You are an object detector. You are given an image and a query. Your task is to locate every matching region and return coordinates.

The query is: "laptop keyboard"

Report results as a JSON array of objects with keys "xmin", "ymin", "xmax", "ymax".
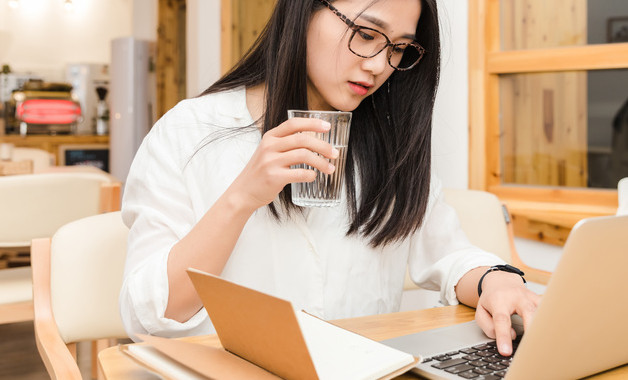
[{"xmin": 421, "ymin": 337, "xmax": 521, "ymax": 379}]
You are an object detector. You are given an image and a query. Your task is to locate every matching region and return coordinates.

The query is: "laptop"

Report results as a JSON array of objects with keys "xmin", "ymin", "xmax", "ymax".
[{"xmin": 382, "ymin": 214, "xmax": 628, "ymax": 380}]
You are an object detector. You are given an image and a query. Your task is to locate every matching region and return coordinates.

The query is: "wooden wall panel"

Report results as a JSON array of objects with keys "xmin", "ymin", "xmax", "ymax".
[
  {"xmin": 157, "ymin": 0, "xmax": 187, "ymax": 119},
  {"xmin": 221, "ymin": 0, "xmax": 276, "ymax": 74},
  {"xmin": 500, "ymin": 0, "xmax": 587, "ymax": 187}
]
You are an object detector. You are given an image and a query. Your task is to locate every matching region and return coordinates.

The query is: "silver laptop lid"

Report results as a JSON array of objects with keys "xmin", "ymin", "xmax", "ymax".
[{"xmin": 507, "ymin": 215, "xmax": 628, "ymax": 379}]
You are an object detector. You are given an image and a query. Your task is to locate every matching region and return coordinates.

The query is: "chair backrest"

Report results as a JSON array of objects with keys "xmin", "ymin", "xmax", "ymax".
[
  {"xmin": 50, "ymin": 211, "xmax": 129, "ymax": 342},
  {"xmin": 442, "ymin": 188, "xmax": 512, "ymax": 263},
  {"xmin": 32, "ymin": 212, "xmax": 129, "ymax": 379},
  {"xmin": 0, "ymin": 172, "xmax": 117, "ymax": 247},
  {"xmin": 403, "ymin": 188, "xmax": 551, "ymax": 290},
  {"xmin": 403, "ymin": 188, "xmax": 514, "ymax": 291},
  {"xmin": 618, "ymin": 177, "xmax": 628, "ymax": 216},
  {"xmin": 12, "ymin": 147, "xmax": 55, "ymax": 172},
  {"xmin": 441, "ymin": 189, "xmax": 551, "ymax": 284}
]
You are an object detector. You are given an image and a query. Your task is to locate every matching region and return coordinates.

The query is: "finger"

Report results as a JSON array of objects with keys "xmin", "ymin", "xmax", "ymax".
[
  {"xmin": 277, "ymin": 133, "xmax": 339, "ymax": 159},
  {"xmin": 267, "ymin": 118, "xmax": 331, "ymax": 138},
  {"xmin": 492, "ymin": 312, "xmax": 514, "ymax": 356},
  {"xmin": 281, "ymin": 149, "xmax": 336, "ymax": 175},
  {"xmin": 517, "ymin": 297, "xmax": 540, "ymax": 333},
  {"xmin": 474, "ymin": 305, "xmax": 496, "ymax": 339},
  {"xmin": 284, "ymin": 167, "xmax": 317, "ymax": 184}
]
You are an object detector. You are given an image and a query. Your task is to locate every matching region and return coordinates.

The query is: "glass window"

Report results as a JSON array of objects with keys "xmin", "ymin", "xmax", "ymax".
[
  {"xmin": 499, "ymin": 69, "xmax": 628, "ymax": 189},
  {"xmin": 500, "ymin": 0, "xmax": 628, "ymax": 51}
]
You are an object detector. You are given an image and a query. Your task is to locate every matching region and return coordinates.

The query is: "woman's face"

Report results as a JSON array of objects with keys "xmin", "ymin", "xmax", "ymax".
[{"xmin": 306, "ymin": 0, "xmax": 422, "ymax": 111}]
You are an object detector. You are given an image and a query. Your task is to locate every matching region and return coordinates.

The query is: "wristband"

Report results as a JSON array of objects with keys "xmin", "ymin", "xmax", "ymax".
[{"xmin": 477, "ymin": 264, "xmax": 526, "ymax": 297}]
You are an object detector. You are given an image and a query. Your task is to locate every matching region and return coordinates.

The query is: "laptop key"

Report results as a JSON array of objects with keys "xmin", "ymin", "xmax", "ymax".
[
  {"xmin": 459, "ymin": 370, "xmax": 480, "ymax": 378},
  {"xmin": 487, "ymin": 363, "xmax": 506, "ymax": 371},
  {"xmin": 483, "ymin": 356, "xmax": 500, "ymax": 363},
  {"xmin": 460, "ymin": 348, "xmax": 478, "ymax": 354},
  {"xmin": 463, "ymin": 354, "xmax": 482, "ymax": 361},
  {"xmin": 446, "ymin": 351, "xmax": 461, "ymax": 356},
  {"xmin": 494, "ymin": 370, "xmax": 507, "ymax": 378},
  {"xmin": 472, "ymin": 344, "xmax": 492, "ymax": 350},
  {"xmin": 433, "ymin": 354, "xmax": 451, "ymax": 361},
  {"xmin": 469, "ymin": 360, "xmax": 488, "ymax": 367},
  {"xmin": 473, "ymin": 367, "xmax": 493, "ymax": 375},
  {"xmin": 474, "ymin": 375, "xmax": 501, "ymax": 380},
  {"xmin": 431, "ymin": 358, "xmax": 468, "ymax": 369},
  {"xmin": 444, "ymin": 364, "xmax": 475, "ymax": 374},
  {"xmin": 477, "ymin": 351, "xmax": 493, "ymax": 357}
]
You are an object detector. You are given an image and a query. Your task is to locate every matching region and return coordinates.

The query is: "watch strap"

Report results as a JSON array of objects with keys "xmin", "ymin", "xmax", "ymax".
[{"xmin": 477, "ymin": 264, "xmax": 526, "ymax": 298}]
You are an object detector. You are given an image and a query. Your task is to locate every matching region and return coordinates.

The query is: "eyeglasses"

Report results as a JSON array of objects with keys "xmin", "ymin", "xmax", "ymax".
[{"xmin": 316, "ymin": 0, "xmax": 426, "ymax": 71}]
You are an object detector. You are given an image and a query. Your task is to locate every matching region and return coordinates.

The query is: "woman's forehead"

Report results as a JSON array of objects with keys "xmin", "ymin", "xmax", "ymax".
[{"xmin": 333, "ymin": 0, "xmax": 422, "ymax": 35}]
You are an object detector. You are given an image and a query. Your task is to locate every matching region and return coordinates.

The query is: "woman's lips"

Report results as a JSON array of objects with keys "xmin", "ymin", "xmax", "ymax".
[{"xmin": 348, "ymin": 81, "xmax": 371, "ymax": 96}]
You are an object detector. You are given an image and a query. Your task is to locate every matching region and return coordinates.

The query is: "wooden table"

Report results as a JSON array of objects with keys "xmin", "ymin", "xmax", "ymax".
[
  {"xmin": 98, "ymin": 305, "xmax": 628, "ymax": 379},
  {"xmin": 0, "ymin": 134, "xmax": 109, "ymax": 166}
]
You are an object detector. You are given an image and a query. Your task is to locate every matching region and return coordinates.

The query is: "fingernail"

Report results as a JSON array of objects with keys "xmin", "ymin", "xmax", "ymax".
[
  {"xmin": 500, "ymin": 344, "xmax": 512, "ymax": 356},
  {"xmin": 328, "ymin": 163, "xmax": 336, "ymax": 173},
  {"xmin": 321, "ymin": 121, "xmax": 331, "ymax": 129},
  {"xmin": 331, "ymin": 148, "xmax": 339, "ymax": 158}
]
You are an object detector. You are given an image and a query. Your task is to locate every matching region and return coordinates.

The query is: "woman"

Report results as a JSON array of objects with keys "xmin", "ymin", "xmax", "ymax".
[{"xmin": 120, "ymin": 0, "xmax": 539, "ymax": 357}]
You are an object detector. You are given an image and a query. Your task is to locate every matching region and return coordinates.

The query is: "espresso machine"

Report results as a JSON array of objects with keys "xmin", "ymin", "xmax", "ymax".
[{"xmin": 6, "ymin": 80, "xmax": 82, "ymax": 136}]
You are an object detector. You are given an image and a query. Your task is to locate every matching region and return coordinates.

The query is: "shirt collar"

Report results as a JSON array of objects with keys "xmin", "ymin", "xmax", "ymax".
[{"xmin": 216, "ymin": 86, "xmax": 251, "ymax": 121}]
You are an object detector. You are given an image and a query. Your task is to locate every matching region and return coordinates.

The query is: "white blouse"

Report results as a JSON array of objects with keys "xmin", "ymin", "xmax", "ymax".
[{"xmin": 119, "ymin": 87, "xmax": 504, "ymax": 339}]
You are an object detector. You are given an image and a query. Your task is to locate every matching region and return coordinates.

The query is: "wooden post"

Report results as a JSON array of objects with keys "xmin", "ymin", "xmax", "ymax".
[{"xmin": 157, "ymin": 0, "xmax": 187, "ymax": 119}]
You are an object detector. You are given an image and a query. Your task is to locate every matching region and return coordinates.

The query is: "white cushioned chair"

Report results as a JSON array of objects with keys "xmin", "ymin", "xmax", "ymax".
[
  {"xmin": 0, "ymin": 172, "xmax": 120, "ymax": 325},
  {"xmin": 403, "ymin": 188, "xmax": 551, "ymax": 291},
  {"xmin": 618, "ymin": 177, "xmax": 628, "ymax": 216},
  {"xmin": 12, "ymin": 147, "xmax": 55, "ymax": 172},
  {"xmin": 32, "ymin": 211, "xmax": 129, "ymax": 380}
]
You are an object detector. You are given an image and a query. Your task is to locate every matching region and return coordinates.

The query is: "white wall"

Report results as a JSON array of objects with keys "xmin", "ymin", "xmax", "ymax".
[
  {"xmin": 433, "ymin": 0, "xmax": 469, "ymax": 189},
  {"xmin": 186, "ymin": 0, "xmax": 221, "ymax": 98},
  {"xmin": 0, "ymin": 0, "xmax": 137, "ymax": 81}
]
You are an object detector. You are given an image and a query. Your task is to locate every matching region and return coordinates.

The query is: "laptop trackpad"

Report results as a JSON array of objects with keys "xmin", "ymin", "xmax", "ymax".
[{"xmin": 380, "ymin": 321, "xmax": 492, "ymax": 358}]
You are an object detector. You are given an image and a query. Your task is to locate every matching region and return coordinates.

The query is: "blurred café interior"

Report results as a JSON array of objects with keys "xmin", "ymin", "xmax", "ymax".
[{"xmin": 0, "ymin": 0, "xmax": 627, "ymax": 379}]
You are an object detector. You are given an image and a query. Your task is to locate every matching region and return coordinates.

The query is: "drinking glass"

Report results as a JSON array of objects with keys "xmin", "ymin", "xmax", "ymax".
[{"xmin": 288, "ymin": 110, "xmax": 352, "ymax": 207}]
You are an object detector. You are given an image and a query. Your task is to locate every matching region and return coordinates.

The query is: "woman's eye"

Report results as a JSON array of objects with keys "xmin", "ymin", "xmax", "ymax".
[
  {"xmin": 357, "ymin": 30, "xmax": 375, "ymax": 41},
  {"xmin": 392, "ymin": 45, "xmax": 406, "ymax": 54}
]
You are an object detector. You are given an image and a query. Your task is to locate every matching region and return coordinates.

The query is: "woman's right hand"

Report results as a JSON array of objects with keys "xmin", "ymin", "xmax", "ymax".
[{"xmin": 226, "ymin": 117, "xmax": 340, "ymax": 212}]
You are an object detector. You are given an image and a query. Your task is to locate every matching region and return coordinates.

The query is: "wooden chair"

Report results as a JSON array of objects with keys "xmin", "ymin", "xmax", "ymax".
[
  {"xmin": 404, "ymin": 188, "xmax": 551, "ymax": 291},
  {"xmin": 618, "ymin": 177, "xmax": 628, "ymax": 216},
  {"xmin": 32, "ymin": 211, "xmax": 129, "ymax": 380},
  {"xmin": 0, "ymin": 172, "xmax": 121, "ymax": 325}
]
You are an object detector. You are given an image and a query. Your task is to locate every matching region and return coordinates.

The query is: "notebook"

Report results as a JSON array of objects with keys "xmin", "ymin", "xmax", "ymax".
[
  {"xmin": 122, "ymin": 268, "xmax": 419, "ymax": 380},
  {"xmin": 381, "ymin": 214, "xmax": 628, "ymax": 380}
]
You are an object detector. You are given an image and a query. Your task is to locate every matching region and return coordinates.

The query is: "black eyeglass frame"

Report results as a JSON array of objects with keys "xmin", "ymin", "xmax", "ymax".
[{"xmin": 316, "ymin": 0, "xmax": 426, "ymax": 71}]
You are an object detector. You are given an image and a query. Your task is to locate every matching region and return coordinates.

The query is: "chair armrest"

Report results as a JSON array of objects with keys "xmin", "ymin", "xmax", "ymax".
[
  {"xmin": 502, "ymin": 207, "xmax": 553, "ymax": 285},
  {"xmin": 31, "ymin": 238, "xmax": 82, "ymax": 380},
  {"xmin": 99, "ymin": 182, "xmax": 122, "ymax": 213}
]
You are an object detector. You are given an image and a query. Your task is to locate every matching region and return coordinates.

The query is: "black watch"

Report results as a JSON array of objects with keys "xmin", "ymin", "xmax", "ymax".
[{"xmin": 477, "ymin": 264, "xmax": 526, "ymax": 297}]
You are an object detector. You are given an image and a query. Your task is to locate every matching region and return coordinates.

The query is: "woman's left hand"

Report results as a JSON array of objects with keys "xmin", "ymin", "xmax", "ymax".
[{"xmin": 474, "ymin": 271, "xmax": 541, "ymax": 357}]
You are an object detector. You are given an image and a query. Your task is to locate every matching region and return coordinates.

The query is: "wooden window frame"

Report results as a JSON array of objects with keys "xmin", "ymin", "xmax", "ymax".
[{"xmin": 468, "ymin": 0, "xmax": 626, "ymax": 244}]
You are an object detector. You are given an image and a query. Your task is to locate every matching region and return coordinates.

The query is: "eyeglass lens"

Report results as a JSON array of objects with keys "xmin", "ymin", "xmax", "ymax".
[{"xmin": 350, "ymin": 28, "xmax": 423, "ymax": 70}]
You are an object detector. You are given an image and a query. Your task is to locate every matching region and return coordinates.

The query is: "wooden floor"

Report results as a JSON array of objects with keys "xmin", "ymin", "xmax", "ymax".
[{"xmin": 0, "ymin": 321, "xmax": 92, "ymax": 379}]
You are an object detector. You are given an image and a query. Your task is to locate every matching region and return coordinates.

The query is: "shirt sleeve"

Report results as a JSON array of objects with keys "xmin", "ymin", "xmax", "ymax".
[
  {"xmin": 118, "ymin": 109, "xmax": 211, "ymax": 340},
  {"xmin": 407, "ymin": 176, "xmax": 506, "ymax": 306}
]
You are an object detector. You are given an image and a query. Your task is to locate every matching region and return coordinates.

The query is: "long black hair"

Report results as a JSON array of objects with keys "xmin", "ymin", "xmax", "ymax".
[{"xmin": 201, "ymin": 0, "xmax": 440, "ymax": 247}]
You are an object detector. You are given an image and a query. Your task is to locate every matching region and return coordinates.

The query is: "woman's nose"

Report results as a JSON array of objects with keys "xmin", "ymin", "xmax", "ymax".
[{"xmin": 360, "ymin": 49, "xmax": 389, "ymax": 75}]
